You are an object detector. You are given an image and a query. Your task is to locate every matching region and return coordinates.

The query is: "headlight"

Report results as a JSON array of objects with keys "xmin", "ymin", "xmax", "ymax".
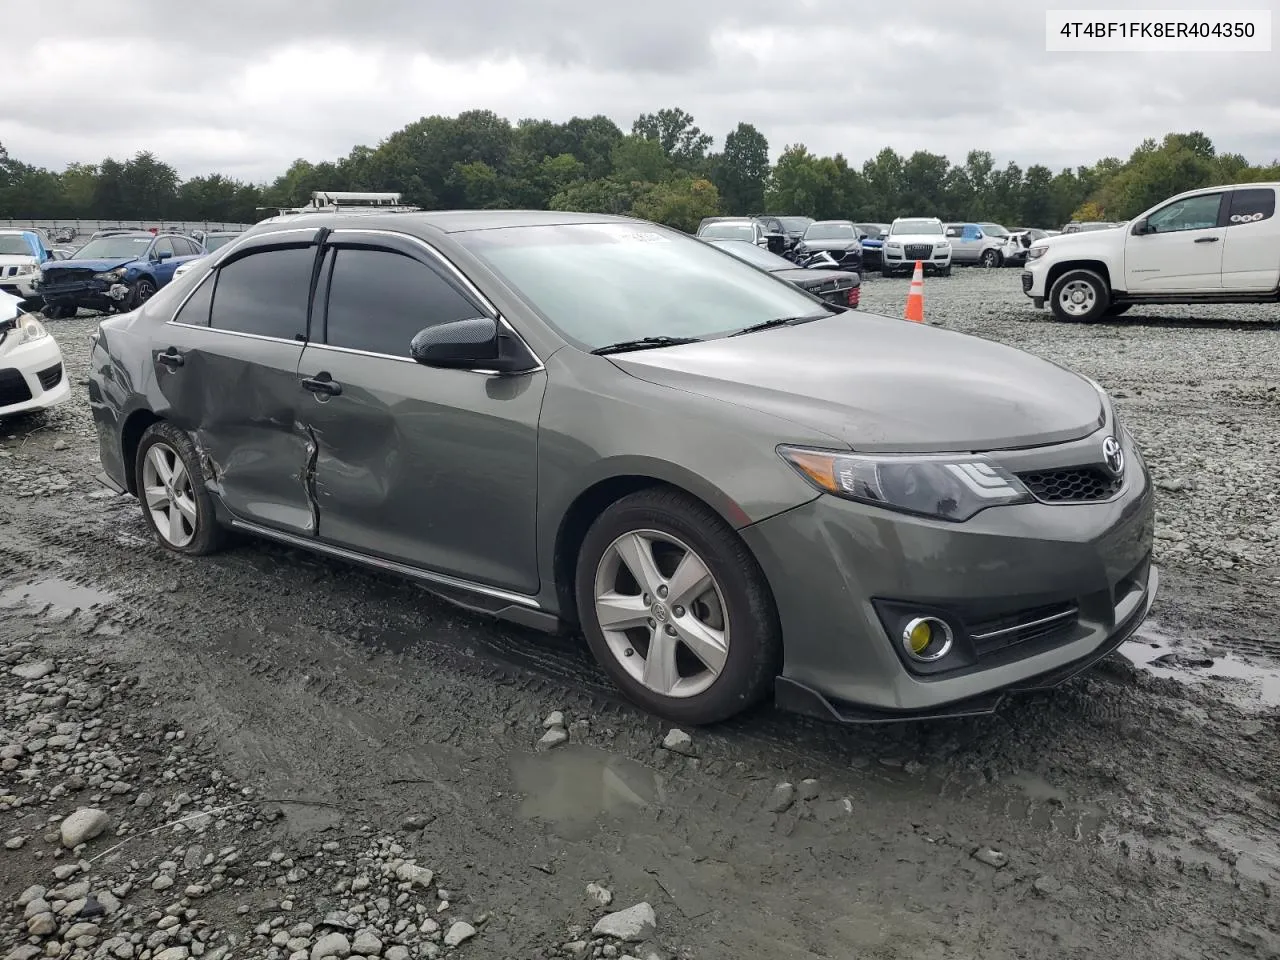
[
  {"xmin": 885, "ymin": 242, "xmax": 902, "ymax": 250},
  {"xmin": 92, "ymin": 267, "xmax": 128, "ymax": 281},
  {"xmin": 15, "ymin": 316, "xmax": 50, "ymax": 345},
  {"xmin": 778, "ymin": 446, "xmax": 1032, "ymax": 522},
  {"xmin": 936, "ymin": 241, "xmax": 951, "ymax": 249},
  {"xmin": 1026, "ymin": 246, "xmax": 1047, "ymax": 261}
]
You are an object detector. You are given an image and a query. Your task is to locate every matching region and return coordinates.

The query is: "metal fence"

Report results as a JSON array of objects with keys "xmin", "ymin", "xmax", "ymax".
[{"xmin": 2, "ymin": 219, "xmax": 253, "ymax": 238}]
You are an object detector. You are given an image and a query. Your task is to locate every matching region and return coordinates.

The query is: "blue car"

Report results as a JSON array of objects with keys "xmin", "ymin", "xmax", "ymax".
[
  {"xmin": 37, "ymin": 231, "xmax": 205, "ymax": 318},
  {"xmin": 855, "ymin": 223, "xmax": 889, "ymax": 269}
]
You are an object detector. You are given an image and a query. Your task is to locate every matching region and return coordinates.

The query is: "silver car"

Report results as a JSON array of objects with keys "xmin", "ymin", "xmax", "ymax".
[{"xmin": 944, "ymin": 223, "xmax": 1008, "ymax": 267}]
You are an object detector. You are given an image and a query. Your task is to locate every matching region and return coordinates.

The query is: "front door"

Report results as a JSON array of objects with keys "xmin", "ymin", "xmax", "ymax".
[
  {"xmin": 1124, "ymin": 191, "xmax": 1226, "ymax": 293},
  {"xmin": 153, "ymin": 230, "xmax": 321, "ymax": 535},
  {"xmin": 297, "ymin": 230, "xmax": 546, "ymax": 595},
  {"xmin": 950, "ymin": 224, "xmax": 982, "ymax": 263}
]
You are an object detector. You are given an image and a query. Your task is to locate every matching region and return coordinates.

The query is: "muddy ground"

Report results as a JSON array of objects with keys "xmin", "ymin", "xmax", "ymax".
[{"xmin": 1, "ymin": 268, "xmax": 1278, "ymax": 960}]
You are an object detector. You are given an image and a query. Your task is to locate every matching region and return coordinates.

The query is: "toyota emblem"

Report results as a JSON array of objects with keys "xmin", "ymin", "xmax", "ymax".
[{"xmin": 1102, "ymin": 436, "xmax": 1124, "ymax": 477}]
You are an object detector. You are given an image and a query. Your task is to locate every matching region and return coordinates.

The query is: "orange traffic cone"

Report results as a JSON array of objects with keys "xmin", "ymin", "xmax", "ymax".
[{"xmin": 903, "ymin": 260, "xmax": 925, "ymax": 323}]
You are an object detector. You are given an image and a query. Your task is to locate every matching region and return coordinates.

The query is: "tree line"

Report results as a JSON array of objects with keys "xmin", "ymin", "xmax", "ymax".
[{"xmin": 1, "ymin": 107, "xmax": 1276, "ymax": 232}]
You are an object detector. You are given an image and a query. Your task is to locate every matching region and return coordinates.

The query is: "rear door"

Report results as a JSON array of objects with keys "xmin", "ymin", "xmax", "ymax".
[
  {"xmin": 1220, "ymin": 187, "xmax": 1280, "ymax": 291},
  {"xmin": 297, "ymin": 229, "xmax": 546, "ymax": 594},
  {"xmin": 153, "ymin": 228, "xmax": 323, "ymax": 535},
  {"xmin": 1123, "ymin": 191, "xmax": 1226, "ymax": 292}
]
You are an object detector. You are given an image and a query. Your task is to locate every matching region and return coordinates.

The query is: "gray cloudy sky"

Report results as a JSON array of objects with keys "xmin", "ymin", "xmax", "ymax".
[{"xmin": 4, "ymin": 0, "xmax": 1277, "ymax": 182}]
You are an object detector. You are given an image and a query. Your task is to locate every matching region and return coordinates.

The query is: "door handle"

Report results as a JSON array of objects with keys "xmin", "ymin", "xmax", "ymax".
[
  {"xmin": 157, "ymin": 350, "xmax": 184, "ymax": 368},
  {"xmin": 301, "ymin": 373, "xmax": 342, "ymax": 397},
  {"xmin": 1194, "ymin": 236, "xmax": 1220, "ymax": 243}
]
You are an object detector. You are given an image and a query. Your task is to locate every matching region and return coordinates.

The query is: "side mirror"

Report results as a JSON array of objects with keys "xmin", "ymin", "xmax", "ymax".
[
  {"xmin": 1131, "ymin": 218, "xmax": 1149, "ymax": 236},
  {"xmin": 156, "ymin": 250, "xmax": 173, "ymax": 261},
  {"xmin": 410, "ymin": 317, "xmax": 536, "ymax": 374}
]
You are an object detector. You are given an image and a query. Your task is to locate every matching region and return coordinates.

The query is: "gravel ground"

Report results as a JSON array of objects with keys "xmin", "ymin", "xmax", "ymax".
[{"xmin": 0, "ymin": 267, "xmax": 1278, "ymax": 960}]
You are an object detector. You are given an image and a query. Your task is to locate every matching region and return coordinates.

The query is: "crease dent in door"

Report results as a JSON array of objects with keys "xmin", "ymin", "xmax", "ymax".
[{"xmin": 299, "ymin": 420, "xmax": 320, "ymax": 535}]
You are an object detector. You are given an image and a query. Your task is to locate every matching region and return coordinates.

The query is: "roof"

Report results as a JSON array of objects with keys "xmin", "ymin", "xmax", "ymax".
[{"xmin": 250, "ymin": 209, "xmax": 647, "ymax": 236}]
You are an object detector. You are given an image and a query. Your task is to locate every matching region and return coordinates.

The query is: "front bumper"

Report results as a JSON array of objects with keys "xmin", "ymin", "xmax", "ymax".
[
  {"xmin": 1021, "ymin": 258, "xmax": 1049, "ymax": 300},
  {"xmin": 0, "ymin": 333, "xmax": 70, "ymax": 416},
  {"xmin": 742, "ymin": 433, "xmax": 1156, "ymax": 721},
  {"xmin": 38, "ymin": 277, "xmax": 131, "ymax": 309},
  {"xmin": 0, "ymin": 272, "xmax": 41, "ymax": 299},
  {"xmin": 882, "ymin": 248, "xmax": 951, "ymax": 269}
]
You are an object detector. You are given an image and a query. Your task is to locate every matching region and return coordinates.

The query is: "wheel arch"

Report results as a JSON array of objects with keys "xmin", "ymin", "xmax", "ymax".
[
  {"xmin": 551, "ymin": 470, "xmax": 757, "ymax": 628},
  {"xmin": 1046, "ymin": 259, "xmax": 1113, "ymax": 295},
  {"xmin": 119, "ymin": 408, "xmax": 163, "ymax": 494}
]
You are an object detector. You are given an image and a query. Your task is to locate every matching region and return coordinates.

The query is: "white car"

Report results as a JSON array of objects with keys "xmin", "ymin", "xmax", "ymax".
[
  {"xmin": 881, "ymin": 217, "xmax": 953, "ymax": 276},
  {"xmin": 0, "ymin": 290, "xmax": 70, "ymax": 418},
  {"xmin": 1023, "ymin": 182, "xmax": 1280, "ymax": 322},
  {"xmin": 0, "ymin": 230, "xmax": 52, "ymax": 303}
]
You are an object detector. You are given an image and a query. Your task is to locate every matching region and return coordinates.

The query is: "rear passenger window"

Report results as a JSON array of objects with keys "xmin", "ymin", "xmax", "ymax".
[
  {"xmin": 1227, "ymin": 188, "xmax": 1276, "ymax": 225},
  {"xmin": 173, "ymin": 276, "xmax": 213, "ymax": 327},
  {"xmin": 323, "ymin": 247, "xmax": 483, "ymax": 357},
  {"xmin": 210, "ymin": 245, "xmax": 315, "ymax": 340}
]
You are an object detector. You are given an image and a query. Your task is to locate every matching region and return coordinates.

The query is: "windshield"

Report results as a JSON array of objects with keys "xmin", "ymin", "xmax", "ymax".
[
  {"xmin": 778, "ymin": 217, "xmax": 813, "ymax": 232},
  {"xmin": 71, "ymin": 236, "xmax": 152, "ymax": 260},
  {"xmin": 891, "ymin": 220, "xmax": 943, "ymax": 236},
  {"xmin": 456, "ymin": 223, "xmax": 830, "ymax": 351},
  {"xmin": 979, "ymin": 223, "xmax": 1010, "ymax": 238},
  {"xmin": 203, "ymin": 234, "xmax": 239, "ymax": 251},
  {"xmin": 0, "ymin": 236, "xmax": 33, "ymax": 256},
  {"xmin": 698, "ymin": 222, "xmax": 756, "ymax": 241},
  {"xmin": 706, "ymin": 239, "xmax": 792, "ymax": 270},
  {"xmin": 804, "ymin": 223, "xmax": 856, "ymax": 240}
]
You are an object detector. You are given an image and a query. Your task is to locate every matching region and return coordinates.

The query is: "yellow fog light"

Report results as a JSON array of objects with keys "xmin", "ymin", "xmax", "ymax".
[{"xmin": 901, "ymin": 617, "xmax": 954, "ymax": 662}]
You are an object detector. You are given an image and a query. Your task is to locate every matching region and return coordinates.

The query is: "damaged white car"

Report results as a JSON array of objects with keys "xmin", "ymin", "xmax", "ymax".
[{"xmin": 0, "ymin": 290, "xmax": 70, "ymax": 418}]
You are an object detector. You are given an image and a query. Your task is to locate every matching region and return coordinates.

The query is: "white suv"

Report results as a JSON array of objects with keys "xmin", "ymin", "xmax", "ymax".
[
  {"xmin": 1023, "ymin": 183, "xmax": 1280, "ymax": 322},
  {"xmin": 881, "ymin": 217, "xmax": 952, "ymax": 276}
]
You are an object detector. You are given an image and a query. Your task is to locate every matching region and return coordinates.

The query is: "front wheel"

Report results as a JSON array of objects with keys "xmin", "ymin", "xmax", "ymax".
[
  {"xmin": 1048, "ymin": 268, "xmax": 1110, "ymax": 323},
  {"xmin": 129, "ymin": 277, "xmax": 157, "ymax": 310},
  {"xmin": 938, "ymin": 266, "xmax": 952, "ymax": 277},
  {"xmin": 134, "ymin": 421, "xmax": 225, "ymax": 556},
  {"xmin": 575, "ymin": 488, "xmax": 782, "ymax": 725}
]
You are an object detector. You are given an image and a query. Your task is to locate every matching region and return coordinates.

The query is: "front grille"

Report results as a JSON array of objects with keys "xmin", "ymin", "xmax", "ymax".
[
  {"xmin": 1018, "ymin": 467, "xmax": 1122, "ymax": 503},
  {"xmin": 904, "ymin": 243, "xmax": 933, "ymax": 260},
  {"xmin": 36, "ymin": 363, "xmax": 63, "ymax": 391},
  {"xmin": 0, "ymin": 368, "xmax": 33, "ymax": 406},
  {"xmin": 1021, "ymin": 272, "xmax": 1033, "ymax": 293},
  {"xmin": 4, "ymin": 266, "xmax": 18, "ymax": 277},
  {"xmin": 44, "ymin": 269, "xmax": 94, "ymax": 285},
  {"xmin": 968, "ymin": 601, "xmax": 1079, "ymax": 658}
]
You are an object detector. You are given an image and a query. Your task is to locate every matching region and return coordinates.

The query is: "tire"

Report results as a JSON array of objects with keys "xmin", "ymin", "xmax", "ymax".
[
  {"xmin": 575, "ymin": 487, "xmax": 782, "ymax": 725},
  {"xmin": 42, "ymin": 303, "xmax": 73, "ymax": 320},
  {"xmin": 1104, "ymin": 303, "xmax": 1132, "ymax": 317},
  {"xmin": 881, "ymin": 266, "xmax": 897, "ymax": 278},
  {"xmin": 980, "ymin": 249, "xmax": 1002, "ymax": 268},
  {"xmin": 1048, "ymin": 268, "xmax": 1110, "ymax": 323},
  {"xmin": 134, "ymin": 421, "xmax": 225, "ymax": 556},
  {"xmin": 129, "ymin": 277, "xmax": 157, "ymax": 310},
  {"xmin": 939, "ymin": 266, "xmax": 952, "ymax": 277}
]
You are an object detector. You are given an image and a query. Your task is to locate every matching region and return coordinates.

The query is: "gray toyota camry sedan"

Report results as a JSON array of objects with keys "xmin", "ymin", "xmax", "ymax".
[{"xmin": 87, "ymin": 211, "xmax": 1157, "ymax": 726}]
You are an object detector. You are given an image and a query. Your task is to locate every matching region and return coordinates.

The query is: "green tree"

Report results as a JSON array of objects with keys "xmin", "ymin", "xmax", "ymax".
[
  {"xmin": 710, "ymin": 122, "xmax": 770, "ymax": 214},
  {"xmin": 630, "ymin": 178, "xmax": 721, "ymax": 232},
  {"xmin": 632, "ymin": 107, "xmax": 713, "ymax": 168},
  {"xmin": 611, "ymin": 136, "xmax": 672, "ymax": 185}
]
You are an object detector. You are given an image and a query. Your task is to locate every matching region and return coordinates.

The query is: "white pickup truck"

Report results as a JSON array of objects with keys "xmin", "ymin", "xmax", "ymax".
[{"xmin": 1021, "ymin": 182, "xmax": 1280, "ymax": 322}]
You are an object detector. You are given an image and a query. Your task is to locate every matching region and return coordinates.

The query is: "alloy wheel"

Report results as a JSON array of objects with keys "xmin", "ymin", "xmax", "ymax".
[
  {"xmin": 593, "ymin": 530, "xmax": 730, "ymax": 699},
  {"xmin": 141, "ymin": 442, "xmax": 198, "ymax": 548}
]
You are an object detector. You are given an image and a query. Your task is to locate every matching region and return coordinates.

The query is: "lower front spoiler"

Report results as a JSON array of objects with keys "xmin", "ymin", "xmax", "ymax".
[{"xmin": 775, "ymin": 565, "xmax": 1158, "ymax": 724}]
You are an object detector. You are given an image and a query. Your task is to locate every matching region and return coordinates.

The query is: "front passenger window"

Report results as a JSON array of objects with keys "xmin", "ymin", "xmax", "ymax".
[
  {"xmin": 1146, "ymin": 193, "xmax": 1222, "ymax": 233},
  {"xmin": 324, "ymin": 247, "xmax": 485, "ymax": 357}
]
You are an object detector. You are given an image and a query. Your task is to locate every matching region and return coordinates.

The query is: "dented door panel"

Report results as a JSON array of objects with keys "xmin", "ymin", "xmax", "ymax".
[
  {"xmin": 296, "ymin": 345, "xmax": 546, "ymax": 595},
  {"xmin": 154, "ymin": 326, "xmax": 312, "ymax": 534}
]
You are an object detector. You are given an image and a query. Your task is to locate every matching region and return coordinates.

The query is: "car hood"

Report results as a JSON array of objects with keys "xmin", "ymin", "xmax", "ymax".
[
  {"xmin": 44, "ymin": 258, "xmax": 137, "ymax": 271},
  {"xmin": 608, "ymin": 312, "xmax": 1103, "ymax": 453},
  {"xmin": 0, "ymin": 255, "xmax": 38, "ymax": 267},
  {"xmin": 799, "ymin": 239, "xmax": 860, "ymax": 251},
  {"xmin": 771, "ymin": 267, "xmax": 859, "ymax": 287},
  {"xmin": 1038, "ymin": 228, "xmax": 1122, "ymax": 249},
  {"xmin": 885, "ymin": 234, "xmax": 945, "ymax": 245}
]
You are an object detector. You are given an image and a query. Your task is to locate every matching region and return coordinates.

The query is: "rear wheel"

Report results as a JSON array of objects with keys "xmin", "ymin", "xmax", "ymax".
[
  {"xmin": 134, "ymin": 421, "xmax": 225, "ymax": 556},
  {"xmin": 1048, "ymin": 268, "xmax": 1110, "ymax": 323},
  {"xmin": 575, "ymin": 488, "xmax": 781, "ymax": 725}
]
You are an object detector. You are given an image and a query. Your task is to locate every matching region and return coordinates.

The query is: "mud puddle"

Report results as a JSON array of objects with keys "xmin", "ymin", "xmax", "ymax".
[
  {"xmin": 509, "ymin": 744, "xmax": 665, "ymax": 838},
  {"xmin": 1121, "ymin": 622, "xmax": 1280, "ymax": 710},
  {"xmin": 0, "ymin": 576, "xmax": 114, "ymax": 618}
]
